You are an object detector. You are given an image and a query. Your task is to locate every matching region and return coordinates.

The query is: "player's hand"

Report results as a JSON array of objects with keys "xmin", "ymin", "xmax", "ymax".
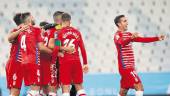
[
  {"xmin": 19, "ymin": 25, "xmax": 29, "ymax": 32},
  {"xmin": 83, "ymin": 64, "xmax": 89, "ymax": 74},
  {"xmin": 65, "ymin": 46, "xmax": 75, "ymax": 54},
  {"xmin": 131, "ymin": 32, "xmax": 139, "ymax": 39},
  {"xmin": 158, "ymin": 34, "xmax": 165, "ymax": 40},
  {"xmin": 58, "ymin": 52, "xmax": 64, "ymax": 57}
]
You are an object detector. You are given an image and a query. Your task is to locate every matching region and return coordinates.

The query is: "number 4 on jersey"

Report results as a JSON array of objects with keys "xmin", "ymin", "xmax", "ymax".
[{"xmin": 21, "ymin": 35, "xmax": 26, "ymax": 51}]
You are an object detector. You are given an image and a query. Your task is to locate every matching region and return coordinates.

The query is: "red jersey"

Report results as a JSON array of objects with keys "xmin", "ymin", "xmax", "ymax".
[
  {"xmin": 8, "ymin": 28, "xmax": 22, "ymax": 63},
  {"xmin": 49, "ymin": 27, "xmax": 59, "ymax": 40},
  {"xmin": 40, "ymin": 29, "xmax": 52, "ymax": 61},
  {"xmin": 49, "ymin": 27, "xmax": 62, "ymax": 46},
  {"xmin": 41, "ymin": 30, "xmax": 51, "ymax": 47},
  {"xmin": 18, "ymin": 26, "xmax": 43, "ymax": 65},
  {"xmin": 114, "ymin": 31, "xmax": 159, "ymax": 71},
  {"xmin": 58, "ymin": 26, "xmax": 87, "ymax": 64},
  {"xmin": 47, "ymin": 27, "xmax": 60, "ymax": 65}
]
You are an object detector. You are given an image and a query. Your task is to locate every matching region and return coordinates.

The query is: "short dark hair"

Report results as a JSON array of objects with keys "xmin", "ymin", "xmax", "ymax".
[
  {"xmin": 13, "ymin": 13, "xmax": 22, "ymax": 26},
  {"xmin": 21, "ymin": 12, "xmax": 31, "ymax": 23},
  {"xmin": 114, "ymin": 15, "xmax": 125, "ymax": 27},
  {"xmin": 53, "ymin": 11, "xmax": 64, "ymax": 19},
  {"xmin": 61, "ymin": 13, "xmax": 71, "ymax": 22},
  {"xmin": 39, "ymin": 21, "xmax": 49, "ymax": 27}
]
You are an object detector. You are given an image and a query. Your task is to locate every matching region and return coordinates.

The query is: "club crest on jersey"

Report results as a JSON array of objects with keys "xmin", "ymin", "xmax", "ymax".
[{"xmin": 116, "ymin": 35, "xmax": 120, "ymax": 40}]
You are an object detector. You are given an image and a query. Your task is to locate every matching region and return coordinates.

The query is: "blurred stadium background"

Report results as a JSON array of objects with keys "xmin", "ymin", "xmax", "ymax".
[{"xmin": 0, "ymin": 0, "xmax": 170, "ymax": 95}]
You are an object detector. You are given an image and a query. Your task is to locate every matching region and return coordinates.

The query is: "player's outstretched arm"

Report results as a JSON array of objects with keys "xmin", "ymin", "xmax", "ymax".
[
  {"xmin": 8, "ymin": 25, "xmax": 29, "ymax": 43},
  {"xmin": 38, "ymin": 42, "xmax": 53, "ymax": 54},
  {"xmin": 158, "ymin": 34, "xmax": 165, "ymax": 40},
  {"xmin": 48, "ymin": 38, "xmax": 74, "ymax": 55},
  {"xmin": 132, "ymin": 34, "xmax": 165, "ymax": 43},
  {"xmin": 38, "ymin": 42, "xmax": 60, "ymax": 59}
]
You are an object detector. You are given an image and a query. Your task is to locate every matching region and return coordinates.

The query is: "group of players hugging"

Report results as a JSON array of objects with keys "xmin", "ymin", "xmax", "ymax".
[{"xmin": 6, "ymin": 11, "xmax": 88, "ymax": 96}]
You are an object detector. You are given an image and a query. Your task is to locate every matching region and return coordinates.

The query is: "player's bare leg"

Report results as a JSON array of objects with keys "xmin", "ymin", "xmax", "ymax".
[
  {"xmin": 62, "ymin": 85, "xmax": 70, "ymax": 96},
  {"xmin": 48, "ymin": 85, "xmax": 58, "ymax": 96},
  {"xmin": 40, "ymin": 85, "xmax": 49, "ymax": 95},
  {"xmin": 10, "ymin": 88, "xmax": 20, "ymax": 96},
  {"xmin": 27, "ymin": 85, "xmax": 41, "ymax": 96},
  {"xmin": 134, "ymin": 83, "xmax": 144, "ymax": 96},
  {"xmin": 75, "ymin": 83, "xmax": 86, "ymax": 96},
  {"xmin": 118, "ymin": 88, "xmax": 128, "ymax": 96}
]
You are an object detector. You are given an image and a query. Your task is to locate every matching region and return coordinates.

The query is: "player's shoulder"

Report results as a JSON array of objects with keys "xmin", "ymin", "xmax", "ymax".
[
  {"xmin": 48, "ymin": 27, "xmax": 56, "ymax": 31},
  {"xmin": 62, "ymin": 26, "xmax": 77, "ymax": 31},
  {"xmin": 70, "ymin": 26, "xmax": 79, "ymax": 31},
  {"xmin": 32, "ymin": 26, "xmax": 41, "ymax": 30},
  {"xmin": 114, "ymin": 31, "xmax": 122, "ymax": 36},
  {"xmin": 70, "ymin": 27, "xmax": 81, "ymax": 34},
  {"xmin": 31, "ymin": 26, "xmax": 42, "ymax": 35},
  {"xmin": 115, "ymin": 31, "xmax": 132, "ymax": 35},
  {"xmin": 32, "ymin": 26, "xmax": 41, "ymax": 31},
  {"xmin": 126, "ymin": 32, "xmax": 132, "ymax": 35},
  {"xmin": 11, "ymin": 28, "xmax": 18, "ymax": 33},
  {"xmin": 59, "ymin": 26, "xmax": 68, "ymax": 33},
  {"xmin": 11, "ymin": 26, "xmax": 22, "ymax": 33}
]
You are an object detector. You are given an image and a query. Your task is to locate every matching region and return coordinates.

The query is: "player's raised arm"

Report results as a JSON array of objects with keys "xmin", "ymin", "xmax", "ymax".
[
  {"xmin": 8, "ymin": 25, "xmax": 29, "ymax": 43},
  {"xmin": 132, "ymin": 34, "xmax": 165, "ymax": 43},
  {"xmin": 38, "ymin": 42, "xmax": 61, "ymax": 61},
  {"xmin": 48, "ymin": 38, "xmax": 74, "ymax": 54},
  {"xmin": 8, "ymin": 13, "xmax": 29, "ymax": 43},
  {"xmin": 38, "ymin": 42, "xmax": 53, "ymax": 54}
]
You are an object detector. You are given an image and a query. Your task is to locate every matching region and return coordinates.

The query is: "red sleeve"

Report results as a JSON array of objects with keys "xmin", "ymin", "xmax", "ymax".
[
  {"xmin": 79, "ymin": 33, "xmax": 87, "ymax": 65},
  {"xmin": 11, "ymin": 26, "xmax": 22, "ymax": 33},
  {"xmin": 36, "ymin": 28, "xmax": 43, "ymax": 42},
  {"xmin": 57, "ymin": 30, "xmax": 62, "ymax": 41},
  {"xmin": 114, "ymin": 32, "xmax": 132, "ymax": 46},
  {"xmin": 10, "ymin": 29, "xmax": 17, "ymax": 33},
  {"xmin": 51, "ymin": 46, "xmax": 60, "ymax": 64},
  {"xmin": 49, "ymin": 29, "xmax": 55, "ymax": 39},
  {"xmin": 132, "ymin": 37, "xmax": 159, "ymax": 43}
]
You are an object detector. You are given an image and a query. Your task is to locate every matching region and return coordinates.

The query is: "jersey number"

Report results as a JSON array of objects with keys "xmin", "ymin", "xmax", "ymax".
[
  {"xmin": 44, "ymin": 37, "xmax": 48, "ymax": 46},
  {"xmin": 21, "ymin": 35, "xmax": 26, "ymax": 51},
  {"xmin": 130, "ymin": 71, "xmax": 138, "ymax": 82},
  {"xmin": 63, "ymin": 39, "xmax": 75, "ymax": 48}
]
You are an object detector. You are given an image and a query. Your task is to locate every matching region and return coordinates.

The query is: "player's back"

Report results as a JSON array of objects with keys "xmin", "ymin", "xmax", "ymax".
[
  {"xmin": 18, "ymin": 26, "xmax": 42, "ymax": 64},
  {"xmin": 58, "ymin": 26, "xmax": 82, "ymax": 61}
]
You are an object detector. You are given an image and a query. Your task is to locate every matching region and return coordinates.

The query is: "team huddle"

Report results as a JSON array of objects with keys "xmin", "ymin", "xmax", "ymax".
[
  {"xmin": 5, "ymin": 11, "xmax": 165, "ymax": 96},
  {"xmin": 6, "ymin": 11, "xmax": 88, "ymax": 96}
]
